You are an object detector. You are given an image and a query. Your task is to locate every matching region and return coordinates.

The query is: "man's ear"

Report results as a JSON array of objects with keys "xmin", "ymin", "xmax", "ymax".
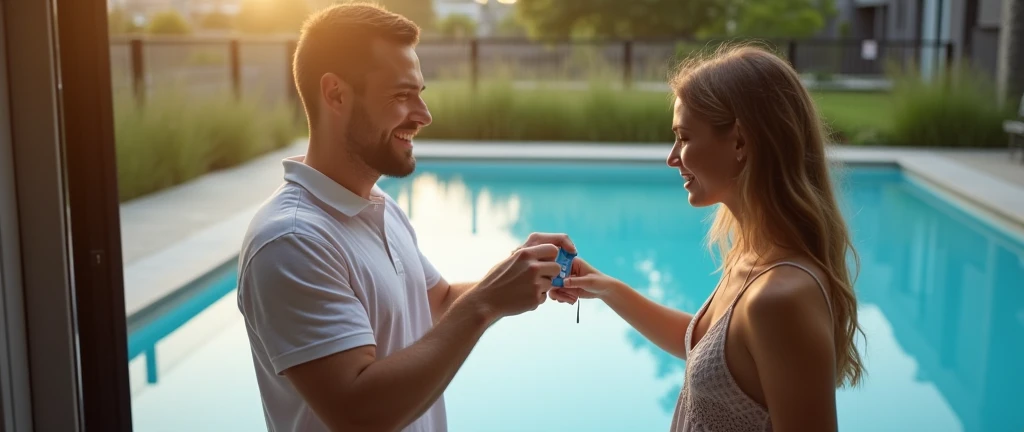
[{"xmin": 320, "ymin": 73, "xmax": 353, "ymax": 116}]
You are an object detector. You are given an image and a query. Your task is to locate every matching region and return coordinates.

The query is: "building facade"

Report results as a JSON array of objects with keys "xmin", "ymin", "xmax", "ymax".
[{"xmin": 834, "ymin": 0, "xmax": 1003, "ymax": 79}]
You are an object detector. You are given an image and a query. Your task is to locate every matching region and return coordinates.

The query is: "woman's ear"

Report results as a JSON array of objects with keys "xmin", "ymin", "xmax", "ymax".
[{"xmin": 734, "ymin": 120, "xmax": 747, "ymax": 163}]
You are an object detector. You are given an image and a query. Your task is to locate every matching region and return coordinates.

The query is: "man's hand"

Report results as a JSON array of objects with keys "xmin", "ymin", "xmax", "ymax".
[
  {"xmin": 468, "ymin": 244, "xmax": 563, "ymax": 320},
  {"xmin": 513, "ymin": 232, "xmax": 577, "ymax": 255},
  {"xmin": 431, "ymin": 233, "xmax": 575, "ymax": 323}
]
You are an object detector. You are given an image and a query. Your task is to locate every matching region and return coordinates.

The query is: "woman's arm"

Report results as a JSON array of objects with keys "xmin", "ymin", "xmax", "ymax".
[
  {"xmin": 554, "ymin": 257, "xmax": 694, "ymax": 360},
  {"xmin": 742, "ymin": 271, "xmax": 838, "ymax": 432},
  {"xmin": 601, "ymin": 281, "xmax": 694, "ymax": 360}
]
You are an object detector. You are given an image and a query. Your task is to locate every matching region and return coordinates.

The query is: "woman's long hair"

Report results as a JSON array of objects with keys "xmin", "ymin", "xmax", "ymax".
[{"xmin": 670, "ymin": 42, "xmax": 865, "ymax": 387}]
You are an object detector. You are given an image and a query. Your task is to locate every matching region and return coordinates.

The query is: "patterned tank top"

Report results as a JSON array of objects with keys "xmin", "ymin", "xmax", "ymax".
[{"xmin": 670, "ymin": 262, "xmax": 833, "ymax": 431}]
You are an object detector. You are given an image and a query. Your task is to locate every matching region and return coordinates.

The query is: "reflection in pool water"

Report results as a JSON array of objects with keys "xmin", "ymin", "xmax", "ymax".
[{"xmin": 126, "ymin": 161, "xmax": 1024, "ymax": 432}]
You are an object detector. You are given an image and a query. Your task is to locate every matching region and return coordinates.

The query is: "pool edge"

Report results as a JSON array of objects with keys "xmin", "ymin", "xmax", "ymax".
[{"xmin": 122, "ymin": 205, "xmax": 255, "ymax": 322}]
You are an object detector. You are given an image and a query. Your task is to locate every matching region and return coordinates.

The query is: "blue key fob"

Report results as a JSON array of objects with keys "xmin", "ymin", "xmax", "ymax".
[{"xmin": 551, "ymin": 248, "xmax": 576, "ymax": 288}]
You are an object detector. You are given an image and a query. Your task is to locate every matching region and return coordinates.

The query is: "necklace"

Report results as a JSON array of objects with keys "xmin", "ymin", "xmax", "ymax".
[
  {"xmin": 698, "ymin": 252, "xmax": 762, "ymax": 334},
  {"xmin": 721, "ymin": 251, "xmax": 761, "ymax": 295},
  {"xmin": 740, "ymin": 253, "xmax": 762, "ymax": 290}
]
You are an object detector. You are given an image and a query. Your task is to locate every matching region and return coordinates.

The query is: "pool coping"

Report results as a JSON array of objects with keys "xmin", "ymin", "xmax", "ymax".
[
  {"xmin": 123, "ymin": 206, "xmax": 254, "ymax": 319},
  {"xmin": 122, "ymin": 142, "xmax": 1024, "ymax": 321}
]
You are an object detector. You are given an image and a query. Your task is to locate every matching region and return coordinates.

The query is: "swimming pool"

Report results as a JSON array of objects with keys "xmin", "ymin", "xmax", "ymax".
[{"xmin": 125, "ymin": 160, "xmax": 1024, "ymax": 432}]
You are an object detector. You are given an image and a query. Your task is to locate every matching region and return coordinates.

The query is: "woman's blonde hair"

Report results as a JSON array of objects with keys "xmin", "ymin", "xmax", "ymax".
[{"xmin": 670, "ymin": 42, "xmax": 864, "ymax": 388}]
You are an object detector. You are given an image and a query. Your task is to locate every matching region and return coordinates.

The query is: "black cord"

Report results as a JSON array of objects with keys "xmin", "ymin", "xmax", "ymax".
[{"xmin": 576, "ymin": 300, "xmax": 580, "ymax": 323}]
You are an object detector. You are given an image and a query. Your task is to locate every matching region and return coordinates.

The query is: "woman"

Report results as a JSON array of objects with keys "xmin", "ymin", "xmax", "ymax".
[{"xmin": 549, "ymin": 44, "xmax": 865, "ymax": 431}]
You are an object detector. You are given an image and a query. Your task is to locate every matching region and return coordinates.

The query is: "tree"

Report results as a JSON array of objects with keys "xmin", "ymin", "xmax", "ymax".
[
  {"xmin": 236, "ymin": 0, "xmax": 310, "ymax": 34},
  {"xmin": 109, "ymin": 6, "xmax": 143, "ymax": 34},
  {"xmin": 146, "ymin": 10, "xmax": 191, "ymax": 35},
  {"xmin": 438, "ymin": 14, "xmax": 477, "ymax": 39},
  {"xmin": 730, "ymin": 0, "xmax": 835, "ymax": 38},
  {"xmin": 374, "ymin": 0, "xmax": 436, "ymax": 31},
  {"xmin": 515, "ymin": 0, "xmax": 833, "ymax": 40},
  {"xmin": 495, "ymin": 13, "xmax": 527, "ymax": 37},
  {"xmin": 514, "ymin": 0, "xmax": 727, "ymax": 39},
  {"xmin": 198, "ymin": 11, "xmax": 234, "ymax": 31}
]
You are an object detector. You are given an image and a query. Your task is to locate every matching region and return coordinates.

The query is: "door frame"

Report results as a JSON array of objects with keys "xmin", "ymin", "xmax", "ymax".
[
  {"xmin": 55, "ymin": 0, "xmax": 134, "ymax": 428},
  {"xmin": 0, "ymin": 0, "xmax": 133, "ymax": 430}
]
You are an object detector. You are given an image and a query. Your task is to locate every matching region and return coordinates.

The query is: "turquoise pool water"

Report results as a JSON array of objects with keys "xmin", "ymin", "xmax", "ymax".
[{"xmin": 126, "ymin": 161, "xmax": 1024, "ymax": 432}]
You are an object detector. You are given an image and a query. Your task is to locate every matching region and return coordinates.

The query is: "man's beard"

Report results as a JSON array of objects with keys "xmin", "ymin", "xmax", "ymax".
[{"xmin": 346, "ymin": 102, "xmax": 415, "ymax": 178}]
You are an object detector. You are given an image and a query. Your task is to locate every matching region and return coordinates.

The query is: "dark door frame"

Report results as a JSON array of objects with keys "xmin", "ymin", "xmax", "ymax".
[
  {"xmin": 1, "ymin": 0, "xmax": 133, "ymax": 430},
  {"xmin": 55, "ymin": 0, "xmax": 134, "ymax": 429}
]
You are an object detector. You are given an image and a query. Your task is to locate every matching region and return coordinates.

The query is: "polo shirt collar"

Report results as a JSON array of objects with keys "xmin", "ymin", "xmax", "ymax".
[{"xmin": 282, "ymin": 155, "xmax": 384, "ymax": 217}]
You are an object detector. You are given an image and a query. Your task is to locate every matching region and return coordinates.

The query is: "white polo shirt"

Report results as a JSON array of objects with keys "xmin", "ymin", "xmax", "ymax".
[{"xmin": 236, "ymin": 155, "xmax": 446, "ymax": 432}]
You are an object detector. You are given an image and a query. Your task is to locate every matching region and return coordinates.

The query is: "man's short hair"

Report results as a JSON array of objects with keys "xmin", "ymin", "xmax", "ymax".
[{"xmin": 293, "ymin": 2, "xmax": 420, "ymax": 121}]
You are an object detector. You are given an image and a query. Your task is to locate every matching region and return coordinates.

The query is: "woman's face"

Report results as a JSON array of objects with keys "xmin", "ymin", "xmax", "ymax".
[{"xmin": 666, "ymin": 97, "xmax": 745, "ymax": 208}]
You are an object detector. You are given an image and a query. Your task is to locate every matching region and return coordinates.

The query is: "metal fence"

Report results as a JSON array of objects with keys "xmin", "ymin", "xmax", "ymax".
[{"xmin": 109, "ymin": 35, "xmax": 955, "ymax": 105}]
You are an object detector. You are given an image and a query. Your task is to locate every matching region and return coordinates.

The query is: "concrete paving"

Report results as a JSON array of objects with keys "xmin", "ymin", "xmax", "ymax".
[{"xmin": 119, "ymin": 140, "xmax": 307, "ymax": 264}]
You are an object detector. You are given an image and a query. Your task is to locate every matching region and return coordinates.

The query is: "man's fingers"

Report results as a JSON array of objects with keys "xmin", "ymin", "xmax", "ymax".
[
  {"xmin": 525, "ymin": 233, "xmax": 577, "ymax": 254},
  {"xmin": 519, "ymin": 243, "xmax": 559, "ymax": 260},
  {"xmin": 537, "ymin": 261, "xmax": 562, "ymax": 277}
]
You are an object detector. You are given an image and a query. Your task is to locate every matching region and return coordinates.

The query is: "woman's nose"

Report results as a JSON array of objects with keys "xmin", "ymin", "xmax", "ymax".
[{"xmin": 666, "ymin": 141, "xmax": 681, "ymax": 167}]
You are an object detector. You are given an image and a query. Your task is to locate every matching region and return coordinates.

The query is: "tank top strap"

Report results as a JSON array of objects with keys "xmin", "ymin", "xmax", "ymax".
[{"xmin": 726, "ymin": 261, "xmax": 833, "ymax": 320}]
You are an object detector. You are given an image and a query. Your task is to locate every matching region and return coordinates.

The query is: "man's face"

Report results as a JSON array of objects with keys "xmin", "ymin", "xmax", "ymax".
[{"xmin": 343, "ymin": 40, "xmax": 431, "ymax": 178}]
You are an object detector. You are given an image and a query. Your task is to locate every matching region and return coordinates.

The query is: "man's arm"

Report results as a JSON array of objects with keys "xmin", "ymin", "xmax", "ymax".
[
  {"xmin": 426, "ymin": 232, "xmax": 577, "ymax": 324},
  {"xmin": 285, "ymin": 292, "xmax": 493, "ymax": 431},
  {"xmin": 285, "ymin": 243, "xmax": 562, "ymax": 431},
  {"xmin": 428, "ymin": 278, "xmax": 476, "ymax": 324},
  {"xmin": 244, "ymin": 233, "xmax": 563, "ymax": 432}
]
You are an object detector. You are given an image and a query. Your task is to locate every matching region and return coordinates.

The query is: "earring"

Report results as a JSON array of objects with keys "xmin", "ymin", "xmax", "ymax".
[{"xmin": 737, "ymin": 155, "xmax": 743, "ymax": 162}]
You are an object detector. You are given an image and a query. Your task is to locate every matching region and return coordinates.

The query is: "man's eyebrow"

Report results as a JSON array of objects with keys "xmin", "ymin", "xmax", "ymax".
[{"xmin": 394, "ymin": 82, "xmax": 425, "ymax": 91}]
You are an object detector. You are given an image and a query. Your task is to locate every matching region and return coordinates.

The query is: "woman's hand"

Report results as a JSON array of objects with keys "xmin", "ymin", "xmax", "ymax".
[{"xmin": 548, "ymin": 257, "xmax": 622, "ymax": 304}]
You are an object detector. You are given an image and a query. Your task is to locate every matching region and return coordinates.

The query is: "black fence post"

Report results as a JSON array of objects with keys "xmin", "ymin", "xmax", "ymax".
[
  {"xmin": 229, "ymin": 39, "xmax": 241, "ymax": 101},
  {"xmin": 623, "ymin": 40, "xmax": 633, "ymax": 89},
  {"xmin": 130, "ymin": 38, "xmax": 144, "ymax": 106},
  {"xmin": 286, "ymin": 39, "xmax": 299, "ymax": 115},
  {"xmin": 787, "ymin": 40, "xmax": 797, "ymax": 69},
  {"xmin": 470, "ymin": 38, "xmax": 479, "ymax": 92}
]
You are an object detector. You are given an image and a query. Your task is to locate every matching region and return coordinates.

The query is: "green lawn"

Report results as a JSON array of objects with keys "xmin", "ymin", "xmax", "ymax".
[{"xmin": 812, "ymin": 91, "xmax": 893, "ymax": 138}]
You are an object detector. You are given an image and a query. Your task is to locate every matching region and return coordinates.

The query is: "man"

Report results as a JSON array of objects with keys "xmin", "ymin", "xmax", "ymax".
[{"xmin": 236, "ymin": 3, "xmax": 576, "ymax": 432}]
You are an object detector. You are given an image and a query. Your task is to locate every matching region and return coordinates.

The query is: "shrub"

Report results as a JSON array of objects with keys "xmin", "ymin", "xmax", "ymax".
[
  {"xmin": 420, "ymin": 78, "xmax": 895, "ymax": 144},
  {"xmin": 420, "ymin": 79, "xmax": 675, "ymax": 142},
  {"xmin": 887, "ymin": 64, "xmax": 1012, "ymax": 147},
  {"xmin": 114, "ymin": 90, "xmax": 303, "ymax": 202}
]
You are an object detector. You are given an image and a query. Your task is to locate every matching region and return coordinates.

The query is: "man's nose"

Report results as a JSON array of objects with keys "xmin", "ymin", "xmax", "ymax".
[{"xmin": 410, "ymin": 97, "xmax": 432, "ymax": 127}]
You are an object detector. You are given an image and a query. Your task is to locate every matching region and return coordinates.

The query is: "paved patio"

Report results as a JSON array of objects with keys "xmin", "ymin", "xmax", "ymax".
[{"xmin": 119, "ymin": 140, "xmax": 1024, "ymax": 318}]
